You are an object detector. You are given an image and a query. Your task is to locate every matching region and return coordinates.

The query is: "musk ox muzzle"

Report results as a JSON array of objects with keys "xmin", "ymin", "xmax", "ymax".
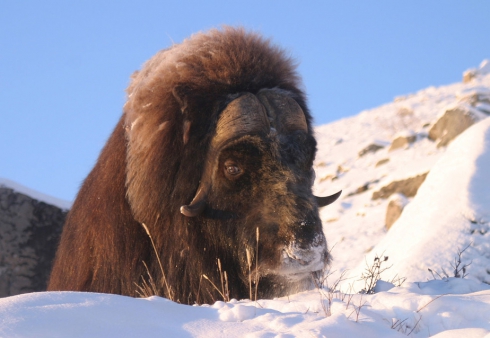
[{"xmin": 279, "ymin": 233, "xmax": 328, "ymax": 281}]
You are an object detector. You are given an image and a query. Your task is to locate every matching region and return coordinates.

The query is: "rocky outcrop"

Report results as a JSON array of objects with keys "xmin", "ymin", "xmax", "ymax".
[
  {"xmin": 385, "ymin": 193, "xmax": 408, "ymax": 230},
  {"xmin": 358, "ymin": 143, "xmax": 385, "ymax": 157},
  {"xmin": 462, "ymin": 70, "xmax": 476, "ymax": 84},
  {"xmin": 462, "ymin": 59, "xmax": 490, "ymax": 83},
  {"xmin": 389, "ymin": 134, "xmax": 417, "ymax": 151},
  {"xmin": 347, "ymin": 179, "xmax": 380, "ymax": 197},
  {"xmin": 0, "ymin": 186, "xmax": 66, "ymax": 297},
  {"xmin": 457, "ymin": 89, "xmax": 490, "ymax": 107},
  {"xmin": 375, "ymin": 158, "xmax": 390, "ymax": 167},
  {"xmin": 372, "ymin": 172, "xmax": 428, "ymax": 200},
  {"xmin": 428, "ymin": 106, "xmax": 483, "ymax": 147}
]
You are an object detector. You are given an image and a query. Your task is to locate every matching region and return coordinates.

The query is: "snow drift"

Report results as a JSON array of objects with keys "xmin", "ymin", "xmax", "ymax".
[{"xmin": 348, "ymin": 117, "xmax": 490, "ymax": 291}]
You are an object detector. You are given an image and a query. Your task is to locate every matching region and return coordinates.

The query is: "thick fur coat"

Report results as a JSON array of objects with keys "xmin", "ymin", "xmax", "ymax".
[{"xmin": 48, "ymin": 27, "xmax": 330, "ymax": 304}]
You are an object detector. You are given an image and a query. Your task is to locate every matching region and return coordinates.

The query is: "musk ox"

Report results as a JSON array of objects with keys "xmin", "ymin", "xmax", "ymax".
[{"xmin": 48, "ymin": 27, "xmax": 341, "ymax": 304}]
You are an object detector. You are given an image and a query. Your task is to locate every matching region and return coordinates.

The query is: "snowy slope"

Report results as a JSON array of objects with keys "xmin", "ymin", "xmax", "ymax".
[
  {"xmin": 314, "ymin": 60, "xmax": 490, "ymax": 280},
  {"xmin": 1, "ymin": 61, "xmax": 490, "ymax": 337},
  {"xmin": 346, "ymin": 117, "xmax": 490, "ymax": 291}
]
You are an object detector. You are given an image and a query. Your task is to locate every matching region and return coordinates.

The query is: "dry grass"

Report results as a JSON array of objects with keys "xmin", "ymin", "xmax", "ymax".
[
  {"xmin": 202, "ymin": 262, "xmax": 230, "ymax": 303},
  {"xmin": 135, "ymin": 261, "xmax": 158, "ymax": 298},
  {"xmin": 246, "ymin": 248, "xmax": 253, "ymax": 300},
  {"xmin": 135, "ymin": 224, "xmax": 262, "ymax": 305},
  {"xmin": 359, "ymin": 253, "xmax": 406, "ymax": 294},
  {"xmin": 313, "ymin": 269, "xmax": 348, "ymax": 317},
  {"xmin": 428, "ymin": 243, "xmax": 472, "ymax": 280},
  {"xmin": 134, "ymin": 223, "xmax": 174, "ymax": 301},
  {"xmin": 255, "ymin": 227, "xmax": 260, "ymax": 302}
]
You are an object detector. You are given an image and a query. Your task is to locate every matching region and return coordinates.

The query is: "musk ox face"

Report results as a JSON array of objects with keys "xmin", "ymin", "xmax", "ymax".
[
  {"xmin": 181, "ymin": 89, "xmax": 338, "ymax": 296},
  {"xmin": 47, "ymin": 27, "xmax": 341, "ymax": 304}
]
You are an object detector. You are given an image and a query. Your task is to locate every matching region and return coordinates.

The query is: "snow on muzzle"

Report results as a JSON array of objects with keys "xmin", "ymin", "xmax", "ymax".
[{"xmin": 274, "ymin": 234, "xmax": 328, "ymax": 281}]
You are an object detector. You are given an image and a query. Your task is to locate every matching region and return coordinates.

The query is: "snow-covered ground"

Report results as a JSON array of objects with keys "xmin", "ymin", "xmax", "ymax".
[
  {"xmin": 1, "ymin": 60, "xmax": 490, "ymax": 337},
  {"xmin": 1, "ymin": 278, "xmax": 490, "ymax": 337}
]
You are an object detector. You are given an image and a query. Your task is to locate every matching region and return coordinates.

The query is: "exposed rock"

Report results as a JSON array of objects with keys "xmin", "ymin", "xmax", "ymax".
[
  {"xmin": 389, "ymin": 134, "xmax": 417, "ymax": 151},
  {"xmin": 358, "ymin": 143, "xmax": 385, "ymax": 157},
  {"xmin": 385, "ymin": 193, "xmax": 409, "ymax": 230},
  {"xmin": 347, "ymin": 179, "xmax": 380, "ymax": 197},
  {"xmin": 375, "ymin": 158, "xmax": 390, "ymax": 167},
  {"xmin": 463, "ymin": 70, "xmax": 477, "ymax": 83},
  {"xmin": 372, "ymin": 172, "xmax": 428, "ymax": 200},
  {"xmin": 397, "ymin": 107, "xmax": 413, "ymax": 117},
  {"xmin": 0, "ymin": 186, "xmax": 66, "ymax": 297},
  {"xmin": 394, "ymin": 94, "xmax": 414, "ymax": 102},
  {"xmin": 347, "ymin": 183, "xmax": 369, "ymax": 197},
  {"xmin": 428, "ymin": 106, "xmax": 483, "ymax": 147},
  {"xmin": 319, "ymin": 174, "xmax": 335, "ymax": 183},
  {"xmin": 462, "ymin": 59, "xmax": 490, "ymax": 83},
  {"xmin": 457, "ymin": 89, "xmax": 490, "ymax": 107},
  {"xmin": 337, "ymin": 165, "xmax": 349, "ymax": 174}
]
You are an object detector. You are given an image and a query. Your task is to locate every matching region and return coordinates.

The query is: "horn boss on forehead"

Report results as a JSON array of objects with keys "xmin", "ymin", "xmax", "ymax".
[
  {"xmin": 257, "ymin": 89, "xmax": 308, "ymax": 133},
  {"xmin": 182, "ymin": 89, "xmax": 341, "ymax": 216},
  {"xmin": 181, "ymin": 93, "xmax": 270, "ymax": 217}
]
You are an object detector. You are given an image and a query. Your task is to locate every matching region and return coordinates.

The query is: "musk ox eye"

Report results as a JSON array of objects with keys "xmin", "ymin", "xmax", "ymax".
[{"xmin": 224, "ymin": 161, "xmax": 242, "ymax": 177}]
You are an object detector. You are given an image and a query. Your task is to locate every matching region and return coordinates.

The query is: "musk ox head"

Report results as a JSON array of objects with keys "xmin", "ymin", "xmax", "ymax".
[
  {"xmin": 180, "ymin": 89, "xmax": 340, "ymax": 291},
  {"xmin": 48, "ymin": 27, "xmax": 340, "ymax": 304}
]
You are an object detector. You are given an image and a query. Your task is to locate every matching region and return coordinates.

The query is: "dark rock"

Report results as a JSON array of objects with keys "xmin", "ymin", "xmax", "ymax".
[
  {"xmin": 0, "ymin": 186, "xmax": 66, "ymax": 297},
  {"xmin": 358, "ymin": 143, "xmax": 385, "ymax": 157},
  {"xmin": 347, "ymin": 179, "xmax": 380, "ymax": 197},
  {"xmin": 347, "ymin": 183, "xmax": 370, "ymax": 197}
]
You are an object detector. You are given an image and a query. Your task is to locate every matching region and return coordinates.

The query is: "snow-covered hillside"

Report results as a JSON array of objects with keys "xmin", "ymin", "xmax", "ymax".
[
  {"xmin": 1, "ymin": 60, "xmax": 490, "ymax": 337},
  {"xmin": 314, "ymin": 59, "xmax": 490, "ymax": 284}
]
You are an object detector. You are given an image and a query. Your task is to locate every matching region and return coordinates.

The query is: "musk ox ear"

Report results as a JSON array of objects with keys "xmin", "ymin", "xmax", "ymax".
[
  {"xmin": 315, "ymin": 190, "xmax": 342, "ymax": 207},
  {"xmin": 172, "ymin": 86, "xmax": 189, "ymax": 114},
  {"xmin": 180, "ymin": 93, "xmax": 270, "ymax": 217},
  {"xmin": 257, "ymin": 89, "xmax": 308, "ymax": 133}
]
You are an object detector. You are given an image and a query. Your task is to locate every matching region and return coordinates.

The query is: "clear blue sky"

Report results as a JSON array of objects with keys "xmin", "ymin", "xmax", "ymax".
[{"xmin": 1, "ymin": 1, "xmax": 489, "ymax": 202}]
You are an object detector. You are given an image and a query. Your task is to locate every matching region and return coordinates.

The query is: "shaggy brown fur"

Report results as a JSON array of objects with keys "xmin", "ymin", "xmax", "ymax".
[{"xmin": 48, "ymin": 27, "xmax": 335, "ymax": 304}]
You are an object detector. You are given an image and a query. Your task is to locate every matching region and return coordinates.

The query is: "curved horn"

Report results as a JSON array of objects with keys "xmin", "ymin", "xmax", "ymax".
[
  {"xmin": 315, "ymin": 190, "xmax": 342, "ymax": 207},
  {"xmin": 180, "ymin": 93, "xmax": 270, "ymax": 217},
  {"xmin": 180, "ymin": 187, "xmax": 207, "ymax": 217},
  {"xmin": 257, "ymin": 89, "xmax": 307, "ymax": 133}
]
